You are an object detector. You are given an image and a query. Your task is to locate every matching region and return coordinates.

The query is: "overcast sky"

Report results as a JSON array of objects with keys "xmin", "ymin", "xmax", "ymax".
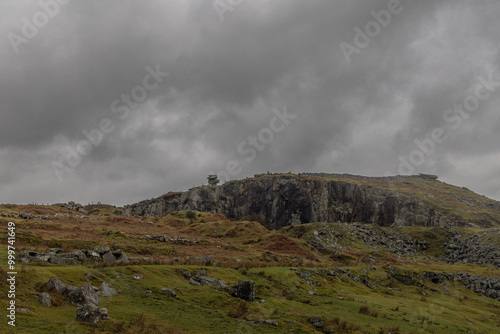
[{"xmin": 1, "ymin": 0, "xmax": 500, "ymax": 206}]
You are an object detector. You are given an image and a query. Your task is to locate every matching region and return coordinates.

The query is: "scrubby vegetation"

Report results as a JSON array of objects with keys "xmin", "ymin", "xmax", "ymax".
[{"xmin": 0, "ymin": 203, "xmax": 499, "ymax": 333}]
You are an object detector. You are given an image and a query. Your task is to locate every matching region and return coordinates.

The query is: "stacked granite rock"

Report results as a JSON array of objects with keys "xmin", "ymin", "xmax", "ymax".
[{"xmin": 18, "ymin": 246, "xmax": 129, "ymax": 265}]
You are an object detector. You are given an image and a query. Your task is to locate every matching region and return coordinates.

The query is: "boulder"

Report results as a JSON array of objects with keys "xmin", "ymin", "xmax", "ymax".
[
  {"xmin": 102, "ymin": 252, "xmax": 117, "ymax": 264},
  {"xmin": 100, "ymin": 308, "xmax": 108, "ymax": 320},
  {"xmin": 188, "ymin": 255, "xmax": 212, "ymax": 265},
  {"xmin": 254, "ymin": 319, "xmax": 279, "ymax": 327},
  {"xmin": 42, "ymin": 277, "xmax": 66, "ymax": 294},
  {"xmin": 65, "ymin": 285, "xmax": 78, "ymax": 296},
  {"xmin": 18, "ymin": 251, "xmax": 51, "ymax": 263},
  {"xmin": 189, "ymin": 278, "xmax": 201, "ymax": 286},
  {"xmin": 48, "ymin": 254, "xmax": 77, "ymax": 265},
  {"xmin": 308, "ymin": 317, "xmax": 324, "ymax": 328},
  {"xmin": 116, "ymin": 252, "xmax": 129, "ymax": 264},
  {"xmin": 87, "ymin": 251, "xmax": 101, "ymax": 261},
  {"xmin": 161, "ymin": 288, "xmax": 177, "ymax": 297},
  {"xmin": 94, "ymin": 246, "xmax": 110, "ymax": 255},
  {"xmin": 72, "ymin": 250, "xmax": 87, "ymax": 261},
  {"xmin": 229, "ymin": 280, "xmax": 255, "ymax": 301},
  {"xmin": 100, "ymin": 282, "xmax": 117, "ymax": 297},
  {"xmin": 68, "ymin": 283, "xmax": 99, "ymax": 306},
  {"xmin": 38, "ymin": 292, "xmax": 52, "ymax": 306},
  {"xmin": 19, "ymin": 212, "xmax": 32, "ymax": 219},
  {"xmin": 76, "ymin": 303, "xmax": 101, "ymax": 323}
]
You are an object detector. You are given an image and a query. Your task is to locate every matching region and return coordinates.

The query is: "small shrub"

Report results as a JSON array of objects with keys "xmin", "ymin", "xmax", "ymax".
[
  {"xmin": 113, "ymin": 313, "xmax": 180, "ymax": 334},
  {"xmin": 359, "ymin": 305, "xmax": 370, "ymax": 315},
  {"xmin": 280, "ymin": 288, "xmax": 295, "ymax": 301},
  {"xmin": 359, "ymin": 305, "xmax": 378, "ymax": 317},
  {"xmin": 379, "ymin": 326, "xmax": 400, "ymax": 334},
  {"xmin": 185, "ymin": 211, "xmax": 197, "ymax": 220},
  {"xmin": 228, "ymin": 300, "xmax": 249, "ymax": 318},
  {"xmin": 327, "ymin": 317, "xmax": 361, "ymax": 334}
]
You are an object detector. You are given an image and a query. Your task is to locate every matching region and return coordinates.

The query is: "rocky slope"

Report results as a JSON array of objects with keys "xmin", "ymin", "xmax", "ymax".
[
  {"xmin": 124, "ymin": 173, "xmax": 500, "ymax": 229},
  {"xmin": 441, "ymin": 228, "xmax": 500, "ymax": 268}
]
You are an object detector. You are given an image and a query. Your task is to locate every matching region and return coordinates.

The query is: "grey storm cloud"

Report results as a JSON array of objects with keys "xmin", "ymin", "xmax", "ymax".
[{"xmin": 0, "ymin": 0, "xmax": 499, "ymax": 205}]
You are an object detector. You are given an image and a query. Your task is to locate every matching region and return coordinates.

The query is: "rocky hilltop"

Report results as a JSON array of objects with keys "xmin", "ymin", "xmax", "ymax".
[{"xmin": 124, "ymin": 173, "xmax": 500, "ymax": 229}]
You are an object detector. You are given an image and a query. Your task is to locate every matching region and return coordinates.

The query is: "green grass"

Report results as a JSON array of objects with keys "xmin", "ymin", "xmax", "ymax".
[
  {"xmin": 1, "ymin": 198, "xmax": 500, "ymax": 333},
  {"xmin": 1, "ymin": 243, "xmax": 499, "ymax": 334}
]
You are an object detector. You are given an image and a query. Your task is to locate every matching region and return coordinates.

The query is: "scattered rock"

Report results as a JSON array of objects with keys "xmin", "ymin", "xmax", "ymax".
[
  {"xmin": 102, "ymin": 252, "xmax": 117, "ymax": 264},
  {"xmin": 252, "ymin": 319, "xmax": 279, "ymax": 327},
  {"xmin": 42, "ymin": 277, "xmax": 66, "ymax": 294},
  {"xmin": 65, "ymin": 285, "xmax": 78, "ymax": 296},
  {"xmin": 68, "ymin": 283, "xmax": 99, "ymax": 306},
  {"xmin": 18, "ymin": 251, "xmax": 51, "ymax": 263},
  {"xmin": 94, "ymin": 246, "xmax": 110, "ymax": 255},
  {"xmin": 76, "ymin": 303, "xmax": 101, "ymax": 323},
  {"xmin": 19, "ymin": 212, "xmax": 33, "ymax": 219},
  {"xmin": 99, "ymin": 282, "xmax": 117, "ymax": 297},
  {"xmin": 308, "ymin": 317, "xmax": 324, "ymax": 328},
  {"xmin": 100, "ymin": 308, "xmax": 109, "ymax": 320},
  {"xmin": 161, "ymin": 288, "xmax": 177, "ymax": 297},
  {"xmin": 18, "ymin": 247, "xmax": 130, "ymax": 265},
  {"xmin": 84, "ymin": 273, "xmax": 93, "ymax": 281},
  {"xmin": 146, "ymin": 290, "xmax": 153, "ymax": 296},
  {"xmin": 441, "ymin": 228, "xmax": 500, "ymax": 268},
  {"xmin": 187, "ymin": 255, "xmax": 213, "ymax": 265},
  {"xmin": 133, "ymin": 274, "xmax": 144, "ymax": 280},
  {"xmin": 189, "ymin": 278, "xmax": 201, "ymax": 286},
  {"xmin": 38, "ymin": 292, "xmax": 52, "ymax": 306}
]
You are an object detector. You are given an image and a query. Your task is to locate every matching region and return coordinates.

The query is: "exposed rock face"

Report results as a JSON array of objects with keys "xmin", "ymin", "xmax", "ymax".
[
  {"xmin": 124, "ymin": 175, "xmax": 456, "ymax": 229},
  {"xmin": 229, "ymin": 280, "xmax": 255, "ymax": 302},
  {"xmin": 441, "ymin": 228, "xmax": 500, "ymax": 268}
]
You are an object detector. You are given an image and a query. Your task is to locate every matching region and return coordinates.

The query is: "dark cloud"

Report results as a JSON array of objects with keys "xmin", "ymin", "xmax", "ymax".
[{"xmin": 0, "ymin": 0, "xmax": 499, "ymax": 205}]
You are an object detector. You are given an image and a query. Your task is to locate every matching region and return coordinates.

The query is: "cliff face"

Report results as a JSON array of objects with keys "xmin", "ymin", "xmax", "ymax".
[{"xmin": 124, "ymin": 175, "xmax": 458, "ymax": 229}]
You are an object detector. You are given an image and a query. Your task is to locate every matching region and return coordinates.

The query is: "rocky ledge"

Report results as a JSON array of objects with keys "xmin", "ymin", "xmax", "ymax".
[
  {"xmin": 18, "ymin": 246, "xmax": 129, "ymax": 265},
  {"xmin": 125, "ymin": 174, "xmax": 499, "ymax": 229}
]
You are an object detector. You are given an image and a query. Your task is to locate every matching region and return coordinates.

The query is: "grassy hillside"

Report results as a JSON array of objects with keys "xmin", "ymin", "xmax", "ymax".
[{"xmin": 0, "ymin": 205, "xmax": 499, "ymax": 333}]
